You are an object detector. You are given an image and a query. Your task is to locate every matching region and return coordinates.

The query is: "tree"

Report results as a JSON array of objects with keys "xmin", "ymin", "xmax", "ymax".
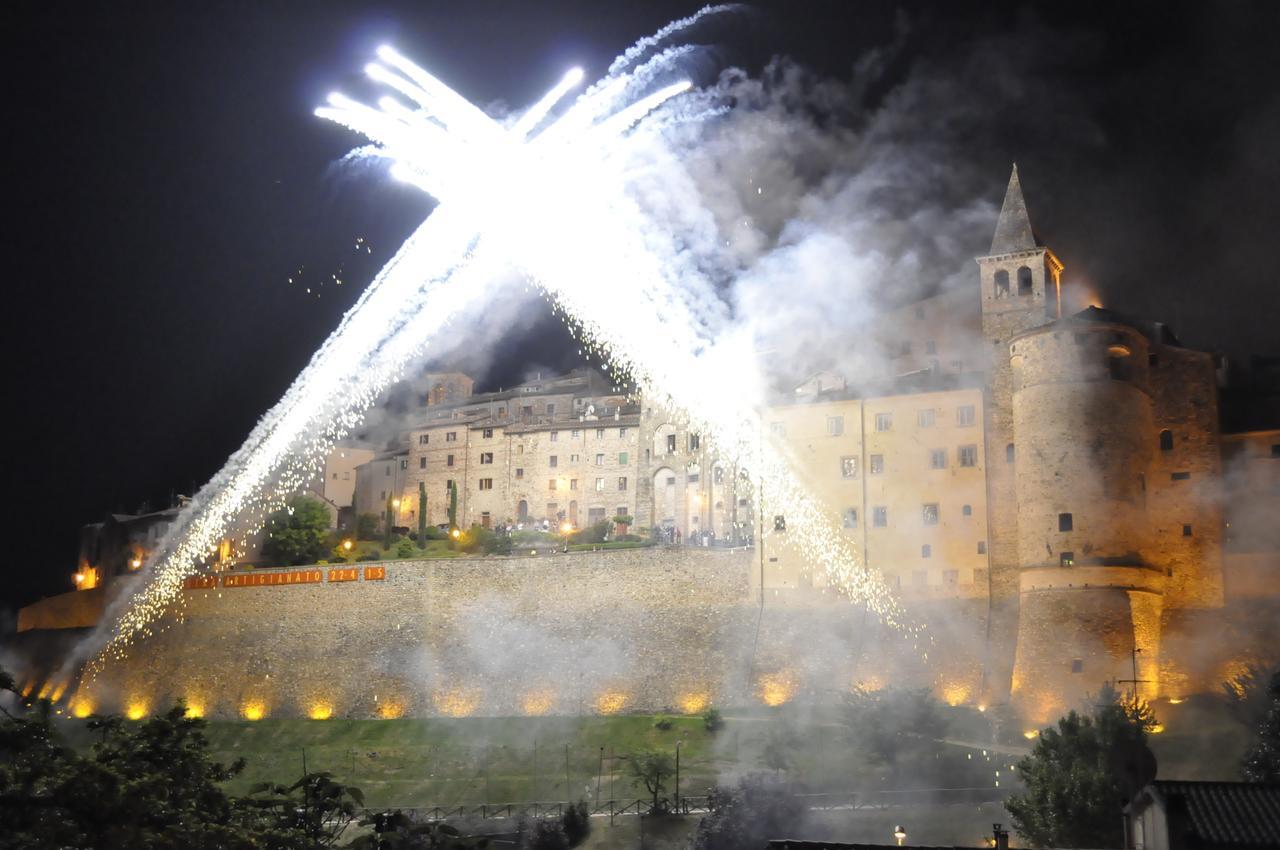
[
  {"xmin": 691, "ymin": 775, "xmax": 805, "ymax": 850},
  {"xmin": 1006, "ymin": 686, "xmax": 1157, "ymax": 849},
  {"xmin": 839, "ymin": 686, "xmax": 947, "ymax": 778},
  {"xmin": 447, "ymin": 480, "xmax": 458, "ymax": 530},
  {"xmin": 240, "ymin": 771, "xmax": 364, "ymax": 848},
  {"xmin": 357, "ymin": 512, "xmax": 381, "ymax": 540},
  {"xmin": 560, "ymin": 800, "xmax": 591, "ymax": 847},
  {"xmin": 628, "ymin": 750, "xmax": 676, "ymax": 813},
  {"xmin": 262, "ymin": 496, "xmax": 333, "ymax": 566},
  {"xmin": 1242, "ymin": 668, "xmax": 1280, "ymax": 782},
  {"xmin": 417, "ymin": 482, "xmax": 429, "ymax": 549},
  {"xmin": 383, "ymin": 495, "xmax": 395, "ymax": 550},
  {"xmin": 1223, "ymin": 661, "xmax": 1276, "ymax": 730}
]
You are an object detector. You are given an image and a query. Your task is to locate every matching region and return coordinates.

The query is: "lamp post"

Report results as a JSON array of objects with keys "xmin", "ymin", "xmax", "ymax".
[{"xmin": 894, "ymin": 825, "xmax": 907, "ymax": 846}]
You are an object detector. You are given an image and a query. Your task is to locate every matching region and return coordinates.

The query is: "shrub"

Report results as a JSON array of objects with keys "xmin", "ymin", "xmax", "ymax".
[
  {"xmin": 653, "ymin": 715, "xmax": 673, "ymax": 731},
  {"xmin": 702, "ymin": 707, "xmax": 724, "ymax": 733},
  {"xmin": 561, "ymin": 800, "xmax": 591, "ymax": 847},
  {"xmin": 357, "ymin": 552, "xmax": 381, "ymax": 562},
  {"xmin": 395, "ymin": 538, "xmax": 416, "ymax": 558},
  {"xmin": 261, "ymin": 496, "xmax": 332, "ymax": 566},
  {"xmin": 521, "ymin": 818, "xmax": 569, "ymax": 850}
]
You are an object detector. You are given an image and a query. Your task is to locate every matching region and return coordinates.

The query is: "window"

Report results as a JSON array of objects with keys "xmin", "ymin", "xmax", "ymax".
[
  {"xmin": 1017, "ymin": 266, "xmax": 1033, "ymax": 296},
  {"xmin": 597, "ymin": 428, "xmax": 605, "ymax": 439},
  {"xmin": 667, "ymin": 476, "xmax": 676, "ymax": 486},
  {"xmin": 994, "ymin": 269, "xmax": 1010, "ymax": 297},
  {"xmin": 418, "ymin": 434, "xmax": 430, "ymax": 445},
  {"xmin": 517, "ymin": 445, "xmax": 525, "ymax": 455},
  {"xmin": 922, "ymin": 504, "xmax": 939, "ymax": 526},
  {"xmin": 595, "ymin": 454, "xmax": 604, "ymax": 466},
  {"xmin": 689, "ymin": 433, "xmax": 700, "ymax": 450},
  {"xmin": 957, "ymin": 405, "xmax": 976, "ymax": 426},
  {"xmin": 445, "ymin": 479, "xmax": 455, "ymax": 494},
  {"xmin": 618, "ymin": 477, "xmax": 628, "ymax": 491},
  {"xmin": 521, "ymin": 405, "xmax": 533, "ymax": 418},
  {"xmin": 479, "ymin": 452, "xmax": 493, "ymax": 465},
  {"xmin": 446, "ymin": 431, "xmax": 457, "ymax": 442},
  {"xmin": 930, "ymin": 449, "xmax": 947, "ymax": 469},
  {"xmin": 546, "ymin": 403, "xmax": 556, "ymax": 416},
  {"xmin": 1071, "ymin": 659, "xmax": 1084, "ymax": 673},
  {"xmin": 570, "ymin": 453, "xmax": 580, "ymax": 462},
  {"xmin": 550, "ymin": 431, "xmax": 559, "ymax": 443},
  {"xmin": 770, "ymin": 422, "xmax": 786, "ymax": 437},
  {"xmin": 570, "ymin": 479, "xmax": 579, "ymax": 490},
  {"xmin": 1060, "ymin": 551, "xmax": 1075, "ymax": 567},
  {"xmin": 549, "ymin": 479, "xmax": 557, "ymax": 491},
  {"xmin": 619, "ymin": 451, "xmax": 629, "ymax": 465},
  {"xmin": 773, "ymin": 515, "xmax": 787, "ymax": 532},
  {"xmin": 550, "ymin": 455, "xmax": 559, "ymax": 468},
  {"xmin": 419, "ymin": 457, "xmax": 427, "ymax": 469},
  {"xmin": 1171, "ymin": 471, "xmax": 1191, "ymax": 481},
  {"xmin": 959, "ymin": 445, "xmax": 978, "ymax": 467},
  {"xmin": 1159, "ymin": 429, "xmax": 1174, "ymax": 451},
  {"xmin": 870, "ymin": 454, "xmax": 885, "ymax": 475},
  {"xmin": 571, "ymin": 429, "xmax": 580, "ymax": 438},
  {"xmin": 827, "ymin": 416, "xmax": 844, "ymax": 437},
  {"xmin": 447, "ymin": 454, "xmax": 455, "ymax": 467},
  {"xmin": 401, "ymin": 458, "xmax": 409, "ymax": 470},
  {"xmin": 480, "ymin": 511, "xmax": 491, "ymax": 528},
  {"xmin": 1182, "ymin": 524, "xmax": 1192, "ymax": 537},
  {"xmin": 617, "ymin": 507, "xmax": 628, "ymax": 518},
  {"xmin": 1006, "ymin": 443, "xmax": 1015, "ymax": 463},
  {"xmin": 925, "ymin": 340, "xmax": 937, "ymax": 355},
  {"xmin": 478, "ymin": 478, "xmax": 493, "ymax": 491},
  {"xmin": 873, "ymin": 506, "xmax": 888, "ymax": 528},
  {"xmin": 962, "ymin": 504, "xmax": 972, "ymax": 517},
  {"xmin": 977, "ymin": 541, "xmax": 987, "ymax": 554},
  {"xmin": 595, "ymin": 478, "xmax": 605, "ymax": 492},
  {"xmin": 875, "ymin": 412, "xmax": 893, "ymax": 432},
  {"xmin": 619, "ymin": 427, "xmax": 628, "ymax": 437},
  {"xmin": 380, "ymin": 490, "xmax": 386, "ymax": 501},
  {"xmin": 840, "ymin": 456, "xmax": 858, "ymax": 479},
  {"xmin": 667, "ymin": 434, "xmax": 677, "ymax": 453},
  {"xmin": 921, "ymin": 544, "xmax": 933, "ymax": 558},
  {"xmin": 515, "ymin": 468, "xmax": 524, "ymax": 479},
  {"xmin": 842, "ymin": 509, "xmax": 858, "ymax": 529},
  {"xmin": 918, "ymin": 409, "xmax": 936, "ymax": 428},
  {"xmin": 1058, "ymin": 513, "xmax": 1073, "ymax": 532},
  {"xmin": 482, "ymin": 428, "xmax": 494, "ymax": 438}
]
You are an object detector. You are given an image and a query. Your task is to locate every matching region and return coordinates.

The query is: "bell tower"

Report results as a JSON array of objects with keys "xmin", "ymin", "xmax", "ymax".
[{"xmin": 975, "ymin": 165, "xmax": 1064, "ymax": 704}]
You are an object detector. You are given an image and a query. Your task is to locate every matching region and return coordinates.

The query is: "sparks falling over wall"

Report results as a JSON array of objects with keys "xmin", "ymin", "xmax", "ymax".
[{"xmin": 84, "ymin": 7, "xmax": 909, "ymax": 676}]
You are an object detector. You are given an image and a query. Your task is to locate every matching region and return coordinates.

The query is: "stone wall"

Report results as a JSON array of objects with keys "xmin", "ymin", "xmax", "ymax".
[{"xmin": 64, "ymin": 546, "xmax": 1006, "ymax": 720}]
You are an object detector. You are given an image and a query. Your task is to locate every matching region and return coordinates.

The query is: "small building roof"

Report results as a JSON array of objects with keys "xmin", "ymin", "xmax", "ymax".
[{"xmin": 1131, "ymin": 780, "xmax": 1280, "ymax": 848}]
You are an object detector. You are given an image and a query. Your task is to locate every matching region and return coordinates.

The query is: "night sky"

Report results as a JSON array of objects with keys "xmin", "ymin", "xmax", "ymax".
[{"xmin": 5, "ymin": 1, "xmax": 1278, "ymax": 612}]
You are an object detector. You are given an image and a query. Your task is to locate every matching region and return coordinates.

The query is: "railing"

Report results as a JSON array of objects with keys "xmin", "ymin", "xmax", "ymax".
[{"xmin": 386, "ymin": 787, "xmax": 1004, "ymax": 821}]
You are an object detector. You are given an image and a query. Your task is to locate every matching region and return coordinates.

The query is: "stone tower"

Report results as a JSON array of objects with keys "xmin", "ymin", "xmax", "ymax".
[
  {"xmin": 975, "ymin": 165, "xmax": 1064, "ymax": 702},
  {"xmin": 1007, "ymin": 314, "xmax": 1165, "ymax": 721}
]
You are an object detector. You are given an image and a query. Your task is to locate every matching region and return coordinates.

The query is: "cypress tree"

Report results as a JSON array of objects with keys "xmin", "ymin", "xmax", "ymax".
[{"xmin": 417, "ymin": 481, "xmax": 428, "ymax": 549}]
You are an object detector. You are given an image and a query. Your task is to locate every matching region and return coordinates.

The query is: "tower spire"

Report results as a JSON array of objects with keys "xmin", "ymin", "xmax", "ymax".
[{"xmin": 989, "ymin": 163, "xmax": 1041, "ymax": 254}]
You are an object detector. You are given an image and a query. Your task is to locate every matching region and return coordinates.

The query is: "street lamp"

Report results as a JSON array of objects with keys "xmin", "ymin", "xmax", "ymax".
[{"xmin": 893, "ymin": 825, "xmax": 907, "ymax": 846}]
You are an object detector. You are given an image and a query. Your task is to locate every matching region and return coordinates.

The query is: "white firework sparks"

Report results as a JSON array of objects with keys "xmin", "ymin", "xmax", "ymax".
[{"xmin": 85, "ymin": 8, "xmax": 909, "ymax": 675}]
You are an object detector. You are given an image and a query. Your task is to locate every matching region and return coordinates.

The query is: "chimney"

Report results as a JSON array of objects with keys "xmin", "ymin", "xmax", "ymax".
[{"xmin": 993, "ymin": 824, "xmax": 1009, "ymax": 850}]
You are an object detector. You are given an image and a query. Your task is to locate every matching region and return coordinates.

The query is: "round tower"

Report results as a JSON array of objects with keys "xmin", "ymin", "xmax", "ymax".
[{"xmin": 1008, "ymin": 313, "xmax": 1166, "ymax": 722}]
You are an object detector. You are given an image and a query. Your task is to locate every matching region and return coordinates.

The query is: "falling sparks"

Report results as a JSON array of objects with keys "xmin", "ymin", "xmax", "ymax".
[{"xmin": 85, "ymin": 7, "xmax": 909, "ymax": 685}]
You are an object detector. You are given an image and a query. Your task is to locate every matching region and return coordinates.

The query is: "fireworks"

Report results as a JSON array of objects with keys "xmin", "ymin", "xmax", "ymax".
[{"xmin": 86, "ymin": 7, "xmax": 909, "ymax": 682}]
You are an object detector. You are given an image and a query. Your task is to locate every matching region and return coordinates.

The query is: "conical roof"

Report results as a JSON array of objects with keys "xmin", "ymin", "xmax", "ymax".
[{"xmin": 989, "ymin": 164, "xmax": 1041, "ymax": 254}]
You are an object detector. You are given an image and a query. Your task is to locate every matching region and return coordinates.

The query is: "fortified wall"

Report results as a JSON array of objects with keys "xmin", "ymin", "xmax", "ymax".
[{"xmin": 59, "ymin": 545, "xmax": 1005, "ymax": 720}]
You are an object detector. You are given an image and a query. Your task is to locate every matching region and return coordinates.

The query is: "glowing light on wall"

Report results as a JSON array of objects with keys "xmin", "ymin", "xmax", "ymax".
[
  {"xmin": 521, "ymin": 690, "xmax": 555, "ymax": 716},
  {"xmin": 377, "ymin": 701, "xmax": 405, "ymax": 719},
  {"xmin": 940, "ymin": 684, "xmax": 971, "ymax": 707},
  {"xmin": 308, "ymin": 703, "xmax": 334, "ymax": 720},
  {"xmin": 242, "ymin": 701, "xmax": 266, "ymax": 721},
  {"xmin": 595, "ymin": 691, "xmax": 628, "ymax": 715},
  {"xmin": 184, "ymin": 703, "xmax": 205, "ymax": 719},
  {"xmin": 758, "ymin": 671, "xmax": 796, "ymax": 707},
  {"xmin": 1023, "ymin": 730, "xmax": 1039, "ymax": 740},
  {"xmin": 434, "ymin": 688, "xmax": 480, "ymax": 717},
  {"xmin": 71, "ymin": 700, "xmax": 94, "ymax": 719},
  {"xmin": 678, "ymin": 692, "xmax": 709, "ymax": 714},
  {"xmin": 126, "ymin": 702, "xmax": 148, "ymax": 721}
]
